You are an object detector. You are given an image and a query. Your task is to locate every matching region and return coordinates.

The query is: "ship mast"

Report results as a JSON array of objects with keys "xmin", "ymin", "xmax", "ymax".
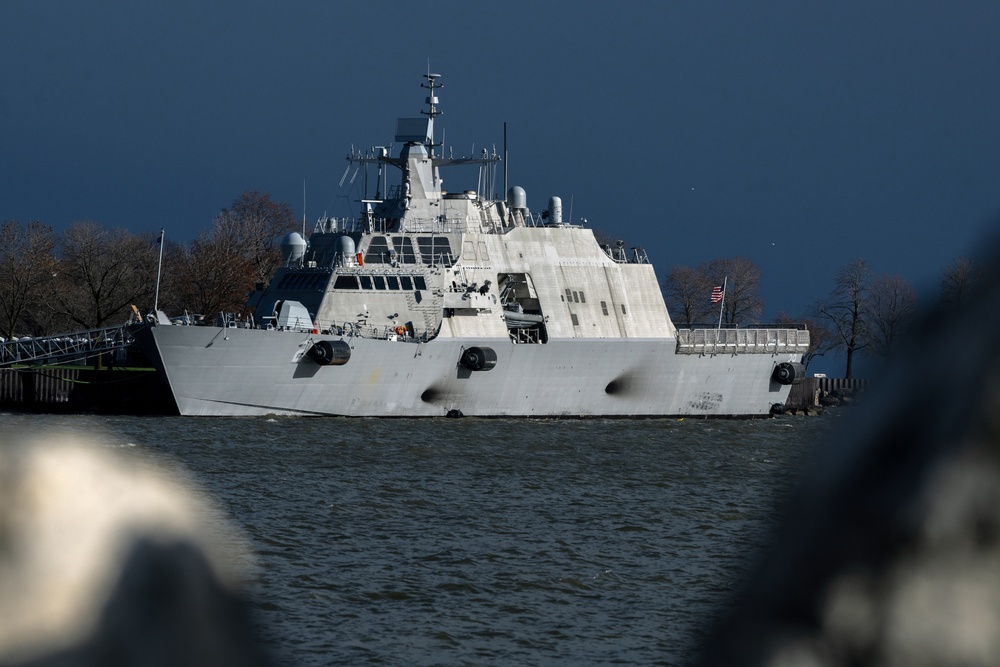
[{"xmin": 420, "ymin": 73, "xmax": 442, "ymax": 152}]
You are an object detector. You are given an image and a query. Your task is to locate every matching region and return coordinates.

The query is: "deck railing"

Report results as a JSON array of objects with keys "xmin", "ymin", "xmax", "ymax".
[
  {"xmin": 675, "ymin": 328, "xmax": 810, "ymax": 355},
  {"xmin": 0, "ymin": 324, "xmax": 133, "ymax": 367}
]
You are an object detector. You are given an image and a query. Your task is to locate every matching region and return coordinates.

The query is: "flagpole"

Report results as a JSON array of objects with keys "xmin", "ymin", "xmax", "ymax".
[
  {"xmin": 716, "ymin": 276, "xmax": 728, "ymax": 330},
  {"xmin": 154, "ymin": 228, "xmax": 164, "ymax": 313}
]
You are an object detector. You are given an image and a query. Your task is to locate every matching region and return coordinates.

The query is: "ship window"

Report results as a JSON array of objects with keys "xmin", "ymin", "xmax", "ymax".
[
  {"xmin": 565, "ymin": 289, "xmax": 572, "ymax": 300},
  {"xmin": 417, "ymin": 237, "xmax": 454, "ymax": 266},
  {"xmin": 387, "ymin": 276, "xmax": 400, "ymax": 290},
  {"xmin": 373, "ymin": 276, "xmax": 387, "ymax": 290},
  {"xmin": 571, "ymin": 314, "xmax": 580, "ymax": 326},
  {"xmin": 579, "ymin": 291, "xmax": 586, "ymax": 303},
  {"xmin": 334, "ymin": 275, "xmax": 359, "ymax": 290},
  {"xmin": 391, "ymin": 236, "xmax": 418, "ymax": 264},
  {"xmin": 572, "ymin": 291, "xmax": 579, "ymax": 303},
  {"xmin": 601, "ymin": 301, "xmax": 609, "ymax": 316},
  {"xmin": 400, "ymin": 276, "xmax": 413, "ymax": 290},
  {"xmin": 360, "ymin": 275, "xmax": 373, "ymax": 290},
  {"xmin": 365, "ymin": 236, "xmax": 391, "ymax": 264},
  {"xmin": 414, "ymin": 276, "xmax": 427, "ymax": 290},
  {"xmin": 621, "ymin": 304, "xmax": 627, "ymax": 315}
]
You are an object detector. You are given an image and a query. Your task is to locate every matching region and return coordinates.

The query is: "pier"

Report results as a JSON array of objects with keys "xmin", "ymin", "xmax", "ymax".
[{"xmin": 0, "ymin": 324, "xmax": 176, "ymax": 414}]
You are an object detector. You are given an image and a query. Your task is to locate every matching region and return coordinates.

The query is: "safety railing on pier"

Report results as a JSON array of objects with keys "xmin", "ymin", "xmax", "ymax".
[
  {"xmin": 0, "ymin": 324, "xmax": 134, "ymax": 368},
  {"xmin": 675, "ymin": 328, "xmax": 811, "ymax": 355}
]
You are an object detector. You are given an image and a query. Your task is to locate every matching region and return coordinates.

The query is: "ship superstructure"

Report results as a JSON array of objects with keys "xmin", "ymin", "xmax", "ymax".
[{"xmin": 133, "ymin": 74, "xmax": 809, "ymax": 417}]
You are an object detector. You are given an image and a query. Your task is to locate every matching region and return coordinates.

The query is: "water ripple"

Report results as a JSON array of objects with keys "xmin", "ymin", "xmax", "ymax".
[{"xmin": 5, "ymin": 414, "xmax": 831, "ymax": 666}]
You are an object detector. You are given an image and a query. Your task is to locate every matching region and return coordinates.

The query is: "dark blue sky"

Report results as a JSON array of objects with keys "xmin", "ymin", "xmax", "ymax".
[{"xmin": 3, "ymin": 1, "xmax": 999, "ymax": 369}]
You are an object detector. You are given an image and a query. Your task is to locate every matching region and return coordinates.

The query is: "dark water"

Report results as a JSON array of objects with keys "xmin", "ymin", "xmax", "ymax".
[{"xmin": 4, "ymin": 414, "xmax": 836, "ymax": 666}]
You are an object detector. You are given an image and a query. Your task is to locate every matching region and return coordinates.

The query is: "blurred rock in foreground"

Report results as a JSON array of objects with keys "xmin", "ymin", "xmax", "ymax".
[
  {"xmin": 697, "ymin": 253, "xmax": 1000, "ymax": 666},
  {"xmin": 0, "ymin": 435, "xmax": 270, "ymax": 667}
]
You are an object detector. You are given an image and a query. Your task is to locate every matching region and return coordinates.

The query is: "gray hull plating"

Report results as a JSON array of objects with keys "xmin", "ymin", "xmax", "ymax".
[{"xmin": 137, "ymin": 325, "xmax": 796, "ymax": 417}]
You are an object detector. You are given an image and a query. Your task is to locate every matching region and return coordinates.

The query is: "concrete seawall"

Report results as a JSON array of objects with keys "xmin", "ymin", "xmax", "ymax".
[{"xmin": 787, "ymin": 376, "xmax": 869, "ymax": 411}]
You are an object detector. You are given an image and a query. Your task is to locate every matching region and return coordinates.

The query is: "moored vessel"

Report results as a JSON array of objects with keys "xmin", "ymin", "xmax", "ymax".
[{"xmin": 132, "ymin": 74, "xmax": 808, "ymax": 417}]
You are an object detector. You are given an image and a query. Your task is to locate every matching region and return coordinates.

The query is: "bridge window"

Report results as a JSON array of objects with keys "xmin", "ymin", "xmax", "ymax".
[
  {"xmin": 391, "ymin": 236, "xmax": 419, "ymax": 264},
  {"xmin": 414, "ymin": 276, "xmax": 428, "ymax": 290},
  {"xmin": 373, "ymin": 276, "xmax": 387, "ymax": 290},
  {"xmin": 333, "ymin": 275, "xmax": 359, "ymax": 290},
  {"xmin": 416, "ymin": 237, "xmax": 454, "ymax": 266},
  {"xmin": 400, "ymin": 276, "xmax": 413, "ymax": 290},
  {"xmin": 365, "ymin": 236, "xmax": 391, "ymax": 264}
]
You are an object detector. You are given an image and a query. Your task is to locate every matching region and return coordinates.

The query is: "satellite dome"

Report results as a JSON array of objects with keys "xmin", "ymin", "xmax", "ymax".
[
  {"xmin": 506, "ymin": 186, "xmax": 527, "ymax": 210},
  {"xmin": 280, "ymin": 232, "xmax": 307, "ymax": 264},
  {"xmin": 335, "ymin": 235, "xmax": 356, "ymax": 259}
]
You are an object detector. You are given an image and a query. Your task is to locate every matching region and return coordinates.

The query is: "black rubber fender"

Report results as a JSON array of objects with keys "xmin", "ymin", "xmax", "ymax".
[
  {"xmin": 460, "ymin": 346, "xmax": 497, "ymax": 371},
  {"xmin": 773, "ymin": 361, "xmax": 805, "ymax": 385},
  {"xmin": 307, "ymin": 340, "xmax": 351, "ymax": 366}
]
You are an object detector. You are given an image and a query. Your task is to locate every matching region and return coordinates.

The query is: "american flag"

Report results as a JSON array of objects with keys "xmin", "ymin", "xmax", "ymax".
[{"xmin": 711, "ymin": 285, "xmax": 724, "ymax": 303}]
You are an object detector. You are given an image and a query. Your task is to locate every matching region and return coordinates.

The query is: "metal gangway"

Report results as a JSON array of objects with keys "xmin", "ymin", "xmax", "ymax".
[{"xmin": 0, "ymin": 324, "xmax": 134, "ymax": 368}]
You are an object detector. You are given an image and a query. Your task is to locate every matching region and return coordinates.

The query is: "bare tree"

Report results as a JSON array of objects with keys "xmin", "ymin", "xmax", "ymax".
[
  {"xmin": 940, "ymin": 257, "xmax": 980, "ymax": 306},
  {"xmin": 169, "ymin": 233, "xmax": 255, "ymax": 317},
  {"xmin": 663, "ymin": 265, "xmax": 713, "ymax": 327},
  {"xmin": 814, "ymin": 259, "xmax": 870, "ymax": 379},
  {"xmin": 216, "ymin": 191, "xmax": 298, "ymax": 287},
  {"xmin": 48, "ymin": 221, "xmax": 159, "ymax": 330},
  {"xmin": 774, "ymin": 312, "xmax": 833, "ymax": 373},
  {"xmin": 865, "ymin": 274, "xmax": 918, "ymax": 358},
  {"xmin": 706, "ymin": 257, "xmax": 764, "ymax": 326},
  {"xmin": 0, "ymin": 220, "xmax": 58, "ymax": 339}
]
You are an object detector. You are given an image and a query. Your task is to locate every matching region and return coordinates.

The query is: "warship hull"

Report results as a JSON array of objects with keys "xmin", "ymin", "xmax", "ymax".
[
  {"xmin": 136, "ymin": 73, "xmax": 808, "ymax": 417},
  {"xmin": 134, "ymin": 324, "xmax": 798, "ymax": 417}
]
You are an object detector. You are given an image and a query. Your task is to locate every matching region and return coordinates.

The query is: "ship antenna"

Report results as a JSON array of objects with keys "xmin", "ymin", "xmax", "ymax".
[
  {"xmin": 153, "ymin": 228, "xmax": 164, "ymax": 313},
  {"xmin": 302, "ymin": 179, "xmax": 306, "ymax": 236},
  {"xmin": 503, "ymin": 122, "xmax": 508, "ymax": 198}
]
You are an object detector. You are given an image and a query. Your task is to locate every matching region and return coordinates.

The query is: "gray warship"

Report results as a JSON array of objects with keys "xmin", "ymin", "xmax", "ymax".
[{"xmin": 133, "ymin": 74, "xmax": 809, "ymax": 417}]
